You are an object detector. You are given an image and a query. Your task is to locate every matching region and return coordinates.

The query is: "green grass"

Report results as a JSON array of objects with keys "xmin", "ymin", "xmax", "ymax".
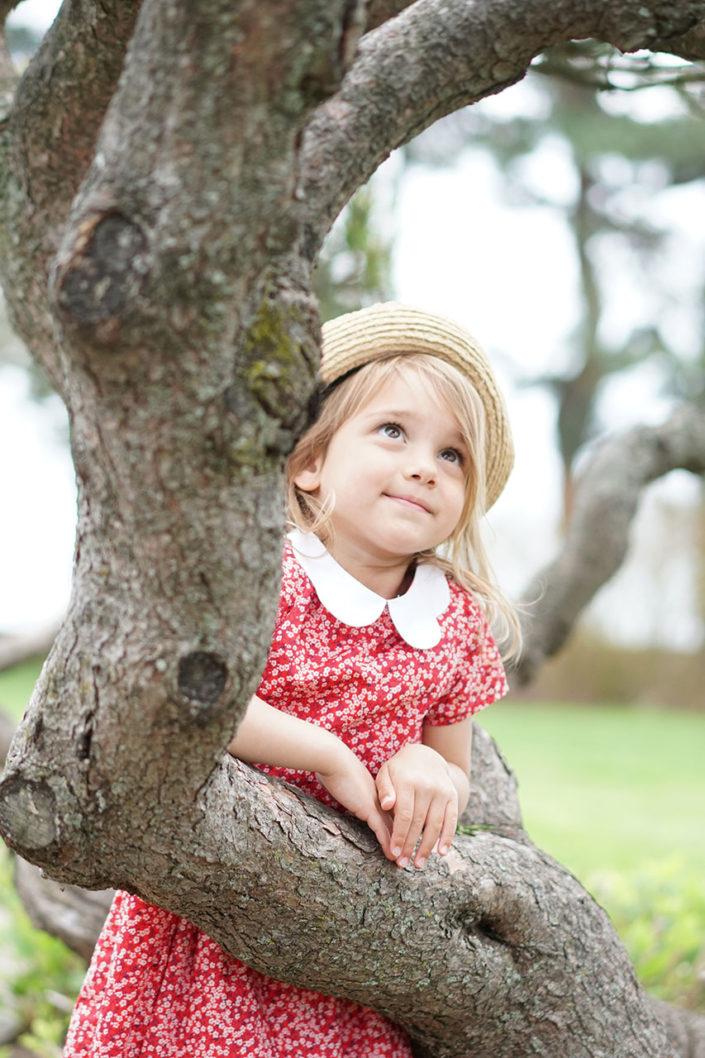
[
  {"xmin": 482, "ymin": 700, "xmax": 705, "ymax": 1011},
  {"xmin": 481, "ymin": 700, "xmax": 705, "ymax": 880}
]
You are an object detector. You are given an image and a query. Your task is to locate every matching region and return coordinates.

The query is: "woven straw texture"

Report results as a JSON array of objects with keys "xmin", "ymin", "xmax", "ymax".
[{"xmin": 321, "ymin": 303, "xmax": 513, "ymax": 509}]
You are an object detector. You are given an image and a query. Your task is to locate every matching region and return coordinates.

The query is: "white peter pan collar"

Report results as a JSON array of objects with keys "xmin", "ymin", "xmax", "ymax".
[{"xmin": 287, "ymin": 529, "xmax": 450, "ymax": 649}]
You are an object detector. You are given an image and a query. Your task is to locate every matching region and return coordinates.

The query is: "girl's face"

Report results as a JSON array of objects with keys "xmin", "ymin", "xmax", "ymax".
[{"xmin": 293, "ymin": 374, "xmax": 469, "ymax": 595}]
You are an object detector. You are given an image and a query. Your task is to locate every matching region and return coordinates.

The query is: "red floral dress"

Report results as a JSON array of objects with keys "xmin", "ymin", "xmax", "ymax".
[{"xmin": 64, "ymin": 532, "xmax": 507, "ymax": 1058}]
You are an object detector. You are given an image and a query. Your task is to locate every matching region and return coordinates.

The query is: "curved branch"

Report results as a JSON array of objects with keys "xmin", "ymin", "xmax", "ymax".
[
  {"xmin": 515, "ymin": 402, "xmax": 705, "ymax": 683},
  {"xmin": 0, "ymin": 0, "xmax": 142, "ymax": 391},
  {"xmin": 10, "ymin": 0, "xmax": 142, "ymax": 212},
  {"xmin": 8, "ymin": 727, "xmax": 704, "ymax": 1054},
  {"xmin": 4, "ymin": 724, "xmax": 517, "ymax": 963},
  {"xmin": 297, "ymin": 0, "xmax": 705, "ymax": 251}
]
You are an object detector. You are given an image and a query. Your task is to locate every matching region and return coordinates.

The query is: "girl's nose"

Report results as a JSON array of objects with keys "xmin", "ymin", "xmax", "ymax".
[{"xmin": 405, "ymin": 452, "xmax": 436, "ymax": 485}]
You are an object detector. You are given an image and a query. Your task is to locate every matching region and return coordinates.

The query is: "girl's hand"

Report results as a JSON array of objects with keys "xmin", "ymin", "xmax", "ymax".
[
  {"xmin": 375, "ymin": 743, "xmax": 459, "ymax": 869},
  {"xmin": 316, "ymin": 747, "xmax": 392, "ymax": 859}
]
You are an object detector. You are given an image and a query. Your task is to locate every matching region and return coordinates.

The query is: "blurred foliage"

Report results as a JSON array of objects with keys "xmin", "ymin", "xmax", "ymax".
[
  {"xmin": 313, "ymin": 184, "xmax": 394, "ymax": 323},
  {"xmin": 587, "ymin": 857, "xmax": 705, "ymax": 1011},
  {"xmin": 0, "ymin": 848, "xmax": 84, "ymax": 1058}
]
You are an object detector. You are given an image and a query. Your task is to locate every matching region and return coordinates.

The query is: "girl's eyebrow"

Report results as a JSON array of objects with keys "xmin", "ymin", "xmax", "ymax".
[{"xmin": 366, "ymin": 407, "xmax": 408, "ymax": 422}]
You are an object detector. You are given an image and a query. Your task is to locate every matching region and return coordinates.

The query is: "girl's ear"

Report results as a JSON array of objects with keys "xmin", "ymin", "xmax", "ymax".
[{"xmin": 293, "ymin": 453, "xmax": 324, "ymax": 493}]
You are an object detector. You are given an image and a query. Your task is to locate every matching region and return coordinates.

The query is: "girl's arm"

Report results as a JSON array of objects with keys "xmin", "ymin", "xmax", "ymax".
[
  {"xmin": 375, "ymin": 718, "xmax": 472, "ymax": 870},
  {"xmin": 229, "ymin": 696, "xmax": 392, "ymax": 856}
]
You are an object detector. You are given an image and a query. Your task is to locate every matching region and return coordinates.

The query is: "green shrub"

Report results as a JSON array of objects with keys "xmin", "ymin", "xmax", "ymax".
[
  {"xmin": 0, "ymin": 847, "xmax": 85, "ymax": 1057},
  {"xmin": 586, "ymin": 856, "xmax": 705, "ymax": 1011}
]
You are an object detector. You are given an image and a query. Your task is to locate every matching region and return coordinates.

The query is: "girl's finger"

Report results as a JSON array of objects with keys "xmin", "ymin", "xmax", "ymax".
[
  {"xmin": 437, "ymin": 797, "xmax": 459, "ymax": 857},
  {"xmin": 366, "ymin": 805, "xmax": 393, "ymax": 859},
  {"xmin": 396, "ymin": 792, "xmax": 431, "ymax": 867},
  {"xmin": 375, "ymin": 765, "xmax": 397, "ymax": 812},
  {"xmin": 389, "ymin": 787, "xmax": 416, "ymax": 862},
  {"xmin": 412, "ymin": 798, "xmax": 448, "ymax": 868}
]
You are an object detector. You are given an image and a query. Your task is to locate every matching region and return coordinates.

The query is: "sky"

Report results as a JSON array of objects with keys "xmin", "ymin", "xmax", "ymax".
[
  {"xmin": 6, "ymin": 0, "xmax": 54, "ymax": 31},
  {"xmin": 0, "ymin": 0, "xmax": 703, "ymax": 650}
]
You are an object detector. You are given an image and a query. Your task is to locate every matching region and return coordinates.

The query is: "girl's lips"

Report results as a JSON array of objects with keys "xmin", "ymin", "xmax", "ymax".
[{"xmin": 385, "ymin": 493, "xmax": 432, "ymax": 514}]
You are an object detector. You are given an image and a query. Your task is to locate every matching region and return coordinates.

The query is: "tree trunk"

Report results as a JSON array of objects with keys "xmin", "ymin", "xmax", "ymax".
[{"xmin": 1, "ymin": 1, "xmax": 705, "ymax": 1055}]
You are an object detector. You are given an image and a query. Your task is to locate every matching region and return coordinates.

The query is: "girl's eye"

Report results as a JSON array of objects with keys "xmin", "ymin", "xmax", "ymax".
[
  {"xmin": 440, "ymin": 447, "xmax": 464, "ymax": 465},
  {"xmin": 380, "ymin": 422, "xmax": 403, "ymax": 440}
]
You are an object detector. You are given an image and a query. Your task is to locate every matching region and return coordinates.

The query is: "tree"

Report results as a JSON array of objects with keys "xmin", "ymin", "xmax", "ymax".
[
  {"xmin": 0, "ymin": 2, "xmax": 705, "ymax": 1055},
  {"xmin": 404, "ymin": 42, "xmax": 705, "ymax": 525}
]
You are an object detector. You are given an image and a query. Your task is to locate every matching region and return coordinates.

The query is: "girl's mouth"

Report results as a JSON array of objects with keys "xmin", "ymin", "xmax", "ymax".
[{"xmin": 385, "ymin": 493, "xmax": 432, "ymax": 514}]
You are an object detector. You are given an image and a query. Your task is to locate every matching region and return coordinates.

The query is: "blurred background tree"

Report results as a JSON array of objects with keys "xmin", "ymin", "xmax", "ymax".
[{"xmin": 403, "ymin": 42, "xmax": 705, "ymax": 525}]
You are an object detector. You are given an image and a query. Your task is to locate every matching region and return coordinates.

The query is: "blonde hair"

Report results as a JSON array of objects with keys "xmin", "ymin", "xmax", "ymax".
[{"xmin": 287, "ymin": 354, "xmax": 521, "ymax": 658}]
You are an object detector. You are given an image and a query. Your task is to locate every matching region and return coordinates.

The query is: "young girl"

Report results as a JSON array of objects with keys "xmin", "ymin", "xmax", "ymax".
[{"xmin": 64, "ymin": 302, "xmax": 518, "ymax": 1058}]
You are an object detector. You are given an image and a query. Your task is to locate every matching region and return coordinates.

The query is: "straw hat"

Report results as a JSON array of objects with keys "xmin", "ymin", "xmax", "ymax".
[{"xmin": 320, "ymin": 302, "xmax": 514, "ymax": 510}]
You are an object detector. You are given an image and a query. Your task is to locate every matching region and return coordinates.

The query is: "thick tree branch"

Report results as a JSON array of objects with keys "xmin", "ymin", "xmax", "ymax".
[
  {"xmin": 6, "ymin": 718, "xmax": 705, "ymax": 1056},
  {"xmin": 0, "ymin": 1, "xmax": 142, "ymax": 392},
  {"xmin": 515, "ymin": 402, "xmax": 705, "ymax": 683},
  {"xmin": 0, "ymin": 745, "xmax": 672, "ymax": 1057},
  {"xmin": 296, "ymin": 0, "xmax": 705, "ymax": 254},
  {"xmin": 2, "ymin": 724, "xmax": 518, "ymax": 960}
]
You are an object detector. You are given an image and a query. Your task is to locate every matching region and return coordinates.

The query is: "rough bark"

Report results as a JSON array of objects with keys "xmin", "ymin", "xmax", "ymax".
[
  {"xmin": 0, "ymin": 740, "xmax": 675, "ymax": 1058},
  {"xmin": 4, "ymin": 723, "xmax": 520, "ymax": 964},
  {"xmin": 0, "ymin": 1, "xmax": 703, "ymax": 1056}
]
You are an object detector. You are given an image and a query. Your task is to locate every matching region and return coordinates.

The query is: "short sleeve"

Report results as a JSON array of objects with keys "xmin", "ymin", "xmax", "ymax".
[{"xmin": 424, "ymin": 594, "xmax": 508, "ymax": 726}]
